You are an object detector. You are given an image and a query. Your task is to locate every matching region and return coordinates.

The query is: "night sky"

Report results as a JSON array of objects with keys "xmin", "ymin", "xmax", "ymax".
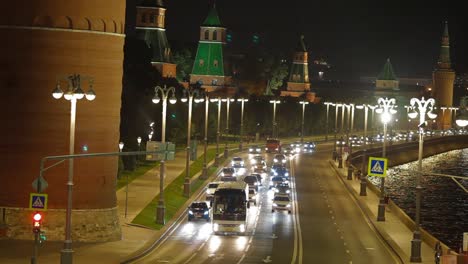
[{"xmin": 143, "ymin": 0, "xmax": 467, "ymax": 79}]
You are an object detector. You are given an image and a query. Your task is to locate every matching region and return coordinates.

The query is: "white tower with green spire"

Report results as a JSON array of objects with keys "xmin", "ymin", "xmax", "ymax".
[{"xmin": 190, "ymin": 5, "xmax": 232, "ymax": 92}]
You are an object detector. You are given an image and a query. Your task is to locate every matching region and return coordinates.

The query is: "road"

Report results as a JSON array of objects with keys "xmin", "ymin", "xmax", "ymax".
[{"xmin": 131, "ymin": 143, "xmax": 400, "ymax": 263}]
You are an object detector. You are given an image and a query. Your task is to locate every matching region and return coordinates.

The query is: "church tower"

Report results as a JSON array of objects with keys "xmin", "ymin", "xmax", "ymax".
[
  {"xmin": 135, "ymin": 0, "xmax": 176, "ymax": 78},
  {"xmin": 281, "ymin": 35, "xmax": 317, "ymax": 102},
  {"xmin": 190, "ymin": 5, "xmax": 233, "ymax": 92},
  {"xmin": 432, "ymin": 21, "xmax": 455, "ymax": 130},
  {"xmin": 374, "ymin": 58, "xmax": 399, "ymax": 97}
]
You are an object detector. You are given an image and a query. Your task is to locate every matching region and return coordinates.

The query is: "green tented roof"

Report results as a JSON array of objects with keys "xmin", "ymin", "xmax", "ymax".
[
  {"xmin": 295, "ymin": 35, "xmax": 307, "ymax": 52},
  {"xmin": 438, "ymin": 21, "xmax": 451, "ymax": 67},
  {"xmin": 202, "ymin": 7, "xmax": 222, "ymax": 26},
  {"xmin": 377, "ymin": 59, "xmax": 397, "ymax": 80},
  {"xmin": 191, "ymin": 42, "xmax": 225, "ymax": 76}
]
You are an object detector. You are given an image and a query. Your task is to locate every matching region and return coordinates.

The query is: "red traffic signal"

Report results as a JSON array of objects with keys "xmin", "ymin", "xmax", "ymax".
[{"xmin": 32, "ymin": 212, "xmax": 42, "ymax": 233}]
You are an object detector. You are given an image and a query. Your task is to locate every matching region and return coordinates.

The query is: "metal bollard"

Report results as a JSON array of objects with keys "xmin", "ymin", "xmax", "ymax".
[
  {"xmin": 360, "ymin": 172, "xmax": 367, "ymax": 196},
  {"xmin": 347, "ymin": 166, "xmax": 353, "ymax": 180}
]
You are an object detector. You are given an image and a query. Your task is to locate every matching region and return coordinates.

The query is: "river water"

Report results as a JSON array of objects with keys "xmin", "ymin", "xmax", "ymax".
[{"xmin": 369, "ymin": 148, "xmax": 468, "ymax": 251}]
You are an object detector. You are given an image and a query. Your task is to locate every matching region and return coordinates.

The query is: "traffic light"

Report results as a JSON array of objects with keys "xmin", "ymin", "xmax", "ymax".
[{"xmin": 32, "ymin": 212, "xmax": 42, "ymax": 233}]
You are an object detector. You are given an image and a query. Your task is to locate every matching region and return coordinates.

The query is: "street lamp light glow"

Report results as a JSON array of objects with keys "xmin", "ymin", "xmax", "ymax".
[
  {"xmin": 137, "ymin": 137, "xmax": 142, "ymax": 145},
  {"xmin": 52, "ymin": 84, "xmax": 64, "ymax": 99},
  {"xmin": 118, "ymin": 142, "xmax": 124, "ymax": 151}
]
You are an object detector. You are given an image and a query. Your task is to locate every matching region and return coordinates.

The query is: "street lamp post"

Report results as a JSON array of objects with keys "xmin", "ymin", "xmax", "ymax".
[
  {"xmin": 350, "ymin": 104, "xmax": 355, "ymax": 133},
  {"xmin": 118, "ymin": 142, "xmax": 128, "ymax": 219},
  {"xmin": 356, "ymin": 104, "xmax": 369, "ymax": 145},
  {"xmin": 407, "ymin": 97, "xmax": 437, "ymax": 262},
  {"xmin": 375, "ymin": 97, "xmax": 397, "ymax": 222},
  {"xmin": 51, "ymin": 74, "xmax": 96, "ymax": 264},
  {"xmin": 223, "ymin": 98, "xmax": 234, "ymax": 158},
  {"xmin": 324, "ymin": 102, "xmax": 334, "ymax": 142},
  {"xmin": 338, "ymin": 136, "xmax": 344, "ymax": 168},
  {"xmin": 368, "ymin": 105, "xmax": 377, "ymax": 139},
  {"xmin": 332, "ymin": 104, "xmax": 341, "ymax": 160},
  {"xmin": 440, "ymin": 106, "xmax": 447, "ymax": 133},
  {"xmin": 238, "ymin": 98, "xmax": 248, "ymax": 151},
  {"xmin": 270, "ymin": 99, "xmax": 281, "ymax": 138},
  {"xmin": 152, "ymin": 85, "xmax": 177, "ymax": 225},
  {"xmin": 137, "ymin": 136, "xmax": 142, "ymax": 163},
  {"xmin": 299, "ymin": 100, "xmax": 309, "ymax": 144},
  {"xmin": 181, "ymin": 88, "xmax": 203, "ymax": 197},
  {"xmin": 214, "ymin": 97, "xmax": 221, "ymax": 166},
  {"xmin": 201, "ymin": 93, "xmax": 212, "ymax": 179}
]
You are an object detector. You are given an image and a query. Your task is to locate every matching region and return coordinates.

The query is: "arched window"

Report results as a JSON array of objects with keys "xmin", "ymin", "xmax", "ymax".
[
  {"xmin": 213, "ymin": 30, "xmax": 218, "ymax": 40},
  {"xmin": 204, "ymin": 30, "xmax": 209, "ymax": 40},
  {"xmin": 213, "ymin": 60, "xmax": 218, "ymax": 67}
]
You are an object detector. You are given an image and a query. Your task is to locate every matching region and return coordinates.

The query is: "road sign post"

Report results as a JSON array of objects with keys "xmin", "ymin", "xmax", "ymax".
[{"xmin": 368, "ymin": 157, "xmax": 388, "ymax": 177}]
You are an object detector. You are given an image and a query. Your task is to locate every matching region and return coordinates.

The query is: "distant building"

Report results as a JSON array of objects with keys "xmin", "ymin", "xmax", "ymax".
[
  {"xmin": 189, "ymin": 5, "xmax": 235, "ymax": 94},
  {"xmin": 135, "ymin": 0, "xmax": 177, "ymax": 78}
]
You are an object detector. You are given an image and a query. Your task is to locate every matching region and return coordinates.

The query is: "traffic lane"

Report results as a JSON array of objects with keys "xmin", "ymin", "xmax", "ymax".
[{"xmin": 294, "ymin": 152, "xmax": 397, "ymax": 264}]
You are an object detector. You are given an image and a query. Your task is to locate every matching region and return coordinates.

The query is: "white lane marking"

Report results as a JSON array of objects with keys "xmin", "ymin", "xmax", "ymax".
[
  {"xmin": 236, "ymin": 253, "xmax": 246, "ymax": 264},
  {"xmin": 289, "ymin": 158, "xmax": 303, "ymax": 264},
  {"xmin": 183, "ymin": 253, "xmax": 197, "ymax": 264}
]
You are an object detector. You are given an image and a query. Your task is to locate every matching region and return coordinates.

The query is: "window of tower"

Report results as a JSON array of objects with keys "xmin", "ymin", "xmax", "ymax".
[
  {"xmin": 213, "ymin": 60, "xmax": 218, "ymax": 67},
  {"xmin": 213, "ymin": 30, "xmax": 218, "ymax": 40},
  {"xmin": 204, "ymin": 30, "xmax": 209, "ymax": 40},
  {"xmin": 141, "ymin": 14, "xmax": 146, "ymax": 23},
  {"xmin": 199, "ymin": 59, "xmax": 204, "ymax": 67},
  {"xmin": 150, "ymin": 14, "xmax": 155, "ymax": 23},
  {"xmin": 212, "ymin": 79, "xmax": 218, "ymax": 85}
]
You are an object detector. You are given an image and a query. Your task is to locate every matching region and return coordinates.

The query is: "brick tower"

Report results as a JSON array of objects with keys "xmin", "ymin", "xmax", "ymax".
[
  {"xmin": 432, "ymin": 21, "xmax": 455, "ymax": 129},
  {"xmin": 0, "ymin": 1, "xmax": 125, "ymax": 241},
  {"xmin": 190, "ymin": 5, "xmax": 233, "ymax": 93},
  {"xmin": 135, "ymin": 0, "xmax": 176, "ymax": 78},
  {"xmin": 281, "ymin": 35, "xmax": 317, "ymax": 102}
]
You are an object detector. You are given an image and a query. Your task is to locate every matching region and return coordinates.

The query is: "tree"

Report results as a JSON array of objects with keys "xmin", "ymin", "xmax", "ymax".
[
  {"xmin": 265, "ymin": 61, "xmax": 288, "ymax": 95},
  {"xmin": 172, "ymin": 48, "xmax": 193, "ymax": 81}
]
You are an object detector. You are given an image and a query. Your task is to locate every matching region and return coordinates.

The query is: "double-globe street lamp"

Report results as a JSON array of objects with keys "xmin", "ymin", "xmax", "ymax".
[
  {"xmin": 238, "ymin": 98, "xmax": 249, "ymax": 151},
  {"xmin": 375, "ymin": 97, "xmax": 397, "ymax": 222},
  {"xmin": 299, "ymin": 99, "xmax": 309, "ymax": 144},
  {"xmin": 51, "ymin": 74, "xmax": 96, "ymax": 264},
  {"xmin": 181, "ymin": 88, "xmax": 204, "ymax": 197},
  {"xmin": 270, "ymin": 99, "xmax": 281, "ymax": 138},
  {"xmin": 455, "ymin": 96, "xmax": 468, "ymax": 128},
  {"xmin": 152, "ymin": 85, "xmax": 177, "ymax": 225},
  {"xmin": 407, "ymin": 97, "xmax": 437, "ymax": 262}
]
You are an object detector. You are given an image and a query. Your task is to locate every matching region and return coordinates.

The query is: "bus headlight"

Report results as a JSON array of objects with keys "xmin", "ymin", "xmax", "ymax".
[
  {"xmin": 213, "ymin": 223, "xmax": 219, "ymax": 231},
  {"xmin": 273, "ymin": 203, "xmax": 278, "ymax": 207},
  {"xmin": 239, "ymin": 224, "xmax": 245, "ymax": 232},
  {"xmin": 188, "ymin": 210, "xmax": 193, "ymax": 215},
  {"xmin": 286, "ymin": 204, "xmax": 291, "ymax": 207},
  {"xmin": 204, "ymin": 211, "xmax": 209, "ymax": 215}
]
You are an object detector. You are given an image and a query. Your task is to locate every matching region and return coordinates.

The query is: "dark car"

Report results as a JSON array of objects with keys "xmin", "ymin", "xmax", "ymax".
[
  {"xmin": 270, "ymin": 164, "xmax": 285, "ymax": 175},
  {"xmin": 188, "ymin": 201, "xmax": 210, "ymax": 222},
  {"xmin": 243, "ymin": 175, "xmax": 260, "ymax": 191},
  {"xmin": 269, "ymin": 176, "xmax": 287, "ymax": 189}
]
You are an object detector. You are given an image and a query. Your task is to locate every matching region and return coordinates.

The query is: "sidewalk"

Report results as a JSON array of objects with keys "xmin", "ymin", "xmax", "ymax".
[{"xmin": 329, "ymin": 157, "xmax": 439, "ymax": 264}]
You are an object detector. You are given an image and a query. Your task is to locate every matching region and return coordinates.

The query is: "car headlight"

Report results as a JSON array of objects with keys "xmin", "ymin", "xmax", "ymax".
[
  {"xmin": 256, "ymin": 148, "xmax": 261, "ymax": 152},
  {"xmin": 249, "ymin": 148, "xmax": 253, "ymax": 152},
  {"xmin": 286, "ymin": 204, "xmax": 291, "ymax": 207},
  {"xmin": 204, "ymin": 211, "xmax": 209, "ymax": 215},
  {"xmin": 251, "ymin": 159, "xmax": 256, "ymax": 164},
  {"xmin": 206, "ymin": 189, "xmax": 210, "ymax": 194},
  {"xmin": 282, "ymin": 160, "xmax": 286, "ymax": 163},
  {"xmin": 213, "ymin": 223, "xmax": 219, "ymax": 231},
  {"xmin": 189, "ymin": 210, "xmax": 193, "ymax": 215},
  {"xmin": 285, "ymin": 172, "xmax": 289, "ymax": 176},
  {"xmin": 273, "ymin": 159, "xmax": 278, "ymax": 162},
  {"xmin": 273, "ymin": 203, "xmax": 278, "ymax": 206},
  {"xmin": 286, "ymin": 190, "xmax": 290, "ymax": 193}
]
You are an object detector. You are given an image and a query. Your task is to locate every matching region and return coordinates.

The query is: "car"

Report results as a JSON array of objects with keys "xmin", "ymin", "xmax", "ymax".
[
  {"xmin": 188, "ymin": 201, "xmax": 211, "ymax": 221},
  {"xmin": 231, "ymin": 157, "xmax": 244, "ymax": 168},
  {"xmin": 243, "ymin": 175, "xmax": 261, "ymax": 191},
  {"xmin": 248, "ymin": 189, "xmax": 258, "ymax": 206},
  {"xmin": 273, "ymin": 154, "xmax": 287, "ymax": 165},
  {"xmin": 302, "ymin": 141, "xmax": 316, "ymax": 153},
  {"xmin": 272, "ymin": 166, "xmax": 290, "ymax": 178},
  {"xmin": 273, "ymin": 182, "xmax": 291, "ymax": 195},
  {"xmin": 250, "ymin": 155, "xmax": 267, "ymax": 169},
  {"xmin": 206, "ymin": 181, "xmax": 223, "ymax": 200},
  {"xmin": 272, "ymin": 194, "xmax": 292, "ymax": 213},
  {"xmin": 290, "ymin": 141, "xmax": 302, "ymax": 153},
  {"xmin": 270, "ymin": 164, "xmax": 285, "ymax": 175},
  {"xmin": 269, "ymin": 176, "xmax": 287, "ymax": 188},
  {"xmin": 221, "ymin": 167, "xmax": 236, "ymax": 177},
  {"xmin": 282, "ymin": 146, "xmax": 294, "ymax": 155},
  {"xmin": 250, "ymin": 173, "xmax": 263, "ymax": 185},
  {"xmin": 248, "ymin": 145, "xmax": 262, "ymax": 154}
]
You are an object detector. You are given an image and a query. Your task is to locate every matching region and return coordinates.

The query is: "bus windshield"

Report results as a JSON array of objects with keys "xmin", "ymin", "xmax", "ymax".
[{"xmin": 213, "ymin": 190, "xmax": 246, "ymax": 215}]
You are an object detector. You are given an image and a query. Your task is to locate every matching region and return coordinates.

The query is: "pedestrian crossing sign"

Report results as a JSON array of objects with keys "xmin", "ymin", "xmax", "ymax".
[
  {"xmin": 368, "ymin": 157, "xmax": 388, "ymax": 177},
  {"xmin": 29, "ymin": 193, "xmax": 48, "ymax": 211}
]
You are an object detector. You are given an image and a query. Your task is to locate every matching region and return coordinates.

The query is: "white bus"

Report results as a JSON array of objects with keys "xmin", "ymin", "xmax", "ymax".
[{"xmin": 211, "ymin": 181, "xmax": 250, "ymax": 235}]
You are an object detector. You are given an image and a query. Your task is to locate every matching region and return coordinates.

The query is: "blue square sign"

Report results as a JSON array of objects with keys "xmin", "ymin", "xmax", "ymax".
[
  {"xmin": 368, "ymin": 157, "xmax": 388, "ymax": 177},
  {"xmin": 29, "ymin": 193, "xmax": 48, "ymax": 211}
]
